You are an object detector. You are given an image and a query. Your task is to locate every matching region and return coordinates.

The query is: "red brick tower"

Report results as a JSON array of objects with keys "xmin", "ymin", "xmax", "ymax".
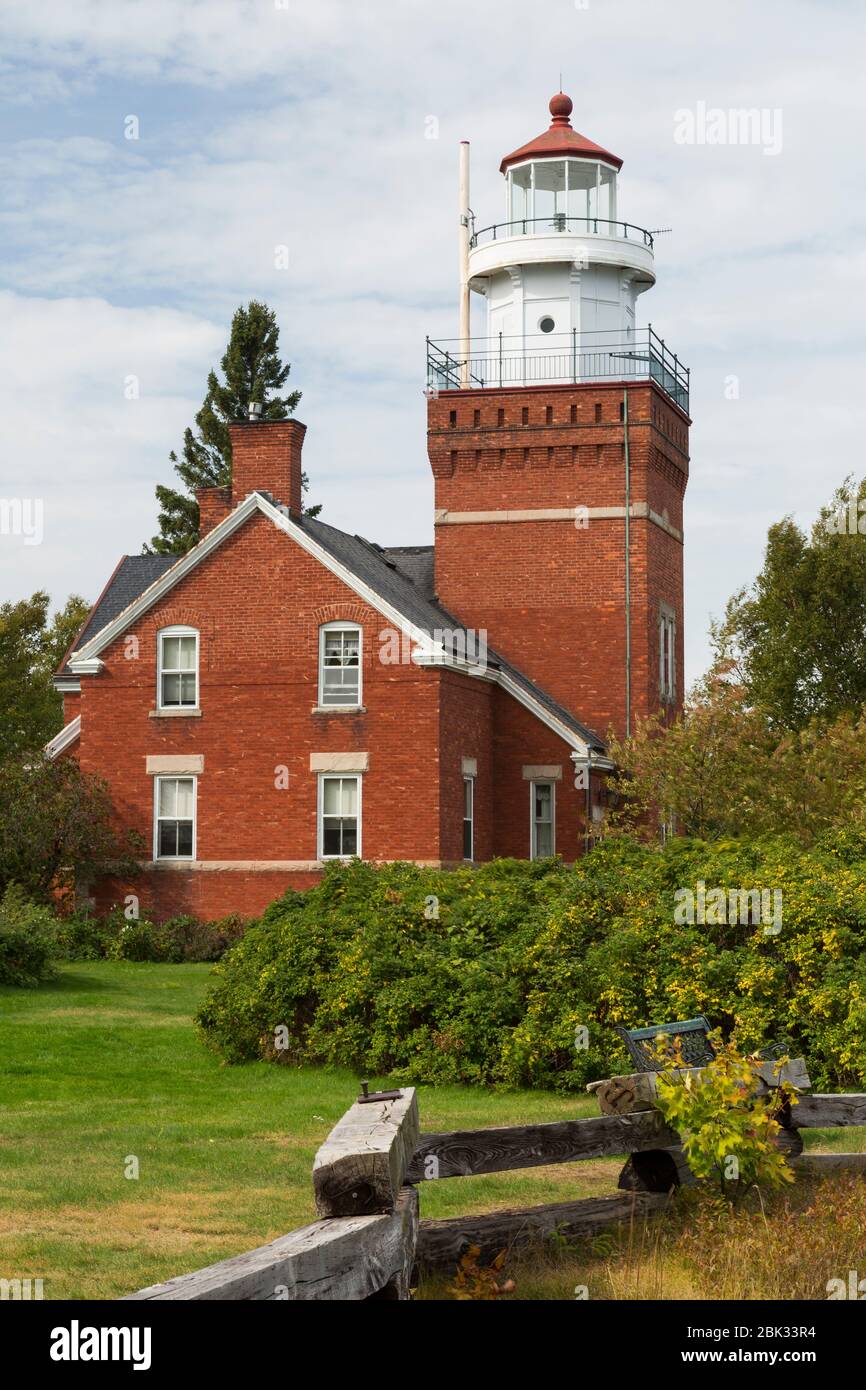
[{"xmin": 427, "ymin": 94, "xmax": 690, "ymax": 740}]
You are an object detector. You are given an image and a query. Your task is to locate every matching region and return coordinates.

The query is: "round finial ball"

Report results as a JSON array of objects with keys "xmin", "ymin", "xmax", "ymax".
[{"xmin": 549, "ymin": 92, "xmax": 573, "ymax": 120}]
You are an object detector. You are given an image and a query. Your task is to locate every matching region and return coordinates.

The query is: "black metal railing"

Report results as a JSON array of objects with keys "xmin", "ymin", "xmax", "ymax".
[
  {"xmin": 425, "ymin": 328, "xmax": 689, "ymax": 413},
  {"xmin": 470, "ymin": 217, "xmax": 654, "ymax": 250}
]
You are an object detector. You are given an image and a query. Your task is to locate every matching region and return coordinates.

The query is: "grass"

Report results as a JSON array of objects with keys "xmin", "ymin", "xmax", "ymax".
[
  {"xmin": 417, "ymin": 1174, "xmax": 866, "ymax": 1301},
  {"xmin": 0, "ymin": 961, "xmax": 611, "ymax": 1299},
  {"xmin": 3, "ymin": 961, "xmax": 864, "ymax": 1301}
]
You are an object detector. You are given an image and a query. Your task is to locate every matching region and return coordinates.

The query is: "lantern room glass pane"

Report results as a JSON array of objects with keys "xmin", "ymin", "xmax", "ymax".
[
  {"xmin": 566, "ymin": 160, "xmax": 599, "ymax": 224},
  {"xmin": 533, "ymin": 160, "xmax": 567, "ymax": 225},
  {"xmin": 509, "ymin": 164, "xmax": 531, "ymax": 224},
  {"xmin": 599, "ymin": 165, "xmax": 616, "ymax": 224}
]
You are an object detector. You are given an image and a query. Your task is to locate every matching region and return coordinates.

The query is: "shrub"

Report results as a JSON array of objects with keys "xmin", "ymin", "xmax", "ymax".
[
  {"xmin": 160, "ymin": 913, "xmax": 246, "ymax": 963},
  {"xmin": 106, "ymin": 912, "xmax": 247, "ymax": 963},
  {"xmin": 53, "ymin": 909, "xmax": 121, "ymax": 960},
  {"xmin": 0, "ymin": 884, "xmax": 58, "ymax": 986},
  {"xmin": 52, "ymin": 908, "xmax": 249, "ymax": 964},
  {"xmin": 652, "ymin": 1035, "xmax": 796, "ymax": 1199},
  {"xmin": 196, "ymin": 835, "xmax": 866, "ymax": 1090}
]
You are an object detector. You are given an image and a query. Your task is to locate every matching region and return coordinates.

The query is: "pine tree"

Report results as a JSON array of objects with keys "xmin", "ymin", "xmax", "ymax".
[{"xmin": 145, "ymin": 301, "xmax": 318, "ymax": 554}]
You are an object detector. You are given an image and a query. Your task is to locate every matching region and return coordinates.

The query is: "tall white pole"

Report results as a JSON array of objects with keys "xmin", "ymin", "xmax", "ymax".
[{"xmin": 458, "ymin": 140, "xmax": 470, "ymax": 388}]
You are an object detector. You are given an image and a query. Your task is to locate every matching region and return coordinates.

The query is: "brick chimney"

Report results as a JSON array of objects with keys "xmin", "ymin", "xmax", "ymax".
[
  {"xmin": 228, "ymin": 418, "xmax": 307, "ymax": 517},
  {"xmin": 196, "ymin": 485, "xmax": 232, "ymax": 538}
]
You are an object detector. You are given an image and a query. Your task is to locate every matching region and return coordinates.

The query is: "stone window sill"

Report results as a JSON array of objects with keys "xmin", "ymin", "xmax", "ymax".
[
  {"xmin": 149, "ymin": 708, "xmax": 203, "ymax": 719},
  {"xmin": 311, "ymin": 705, "xmax": 367, "ymax": 715}
]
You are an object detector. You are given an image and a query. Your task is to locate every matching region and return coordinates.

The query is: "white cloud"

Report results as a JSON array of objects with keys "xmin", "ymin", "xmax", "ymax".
[
  {"xmin": 0, "ymin": 0, "xmax": 865, "ymax": 685},
  {"xmin": 0, "ymin": 291, "xmax": 224, "ymax": 600}
]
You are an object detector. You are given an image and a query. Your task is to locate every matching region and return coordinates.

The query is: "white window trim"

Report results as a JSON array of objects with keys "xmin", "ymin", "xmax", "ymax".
[
  {"xmin": 317, "ymin": 772, "xmax": 362, "ymax": 861},
  {"xmin": 530, "ymin": 780, "xmax": 556, "ymax": 860},
  {"xmin": 153, "ymin": 774, "xmax": 197, "ymax": 862},
  {"xmin": 157, "ymin": 625, "xmax": 200, "ymax": 712},
  {"xmin": 463, "ymin": 775, "xmax": 474, "ymax": 862},
  {"xmin": 318, "ymin": 621, "xmax": 362, "ymax": 710}
]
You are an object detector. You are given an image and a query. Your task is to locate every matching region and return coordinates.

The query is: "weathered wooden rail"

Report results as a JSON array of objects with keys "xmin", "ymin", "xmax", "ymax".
[{"xmin": 124, "ymin": 1064, "xmax": 866, "ymax": 1301}]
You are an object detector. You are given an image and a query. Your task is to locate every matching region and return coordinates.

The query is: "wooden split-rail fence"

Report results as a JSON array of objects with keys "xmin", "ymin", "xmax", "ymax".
[{"xmin": 125, "ymin": 1065, "xmax": 866, "ymax": 1301}]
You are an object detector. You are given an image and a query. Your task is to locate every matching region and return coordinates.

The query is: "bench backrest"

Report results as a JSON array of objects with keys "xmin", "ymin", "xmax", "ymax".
[{"xmin": 615, "ymin": 1016, "xmax": 715, "ymax": 1072}]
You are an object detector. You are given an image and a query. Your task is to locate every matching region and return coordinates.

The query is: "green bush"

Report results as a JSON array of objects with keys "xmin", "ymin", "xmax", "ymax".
[
  {"xmin": 53, "ymin": 909, "xmax": 120, "ymax": 960},
  {"xmin": 196, "ymin": 836, "xmax": 866, "ymax": 1090},
  {"xmin": 160, "ymin": 913, "xmax": 246, "ymax": 963},
  {"xmin": 107, "ymin": 912, "xmax": 246, "ymax": 963},
  {"xmin": 52, "ymin": 907, "xmax": 248, "ymax": 964},
  {"xmin": 0, "ymin": 884, "xmax": 58, "ymax": 986}
]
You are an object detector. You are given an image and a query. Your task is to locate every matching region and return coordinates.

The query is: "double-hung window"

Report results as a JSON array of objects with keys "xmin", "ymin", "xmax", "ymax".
[
  {"xmin": 158, "ymin": 627, "xmax": 199, "ymax": 709},
  {"xmin": 319, "ymin": 623, "xmax": 361, "ymax": 707},
  {"xmin": 154, "ymin": 776, "xmax": 196, "ymax": 860},
  {"xmin": 659, "ymin": 606, "xmax": 676, "ymax": 704},
  {"xmin": 531, "ymin": 781, "xmax": 555, "ymax": 858},
  {"xmin": 319, "ymin": 774, "xmax": 361, "ymax": 858},
  {"xmin": 463, "ymin": 776, "xmax": 474, "ymax": 861}
]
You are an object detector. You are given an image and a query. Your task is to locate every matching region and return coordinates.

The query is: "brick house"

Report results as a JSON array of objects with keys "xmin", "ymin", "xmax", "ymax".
[{"xmin": 49, "ymin": 93, "xmax": 689, "ymax": 920}]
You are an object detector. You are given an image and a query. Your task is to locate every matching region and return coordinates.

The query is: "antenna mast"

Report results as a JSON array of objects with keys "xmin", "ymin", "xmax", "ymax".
[{"xmin": 458, "ymin": 141, "xmax": 471, "ymax": 388}]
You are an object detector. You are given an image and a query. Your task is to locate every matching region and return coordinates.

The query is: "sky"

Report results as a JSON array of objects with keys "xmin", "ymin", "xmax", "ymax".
[{"xmin": 0, "ymin": 0, "xmax": 864, "ymax": 686}]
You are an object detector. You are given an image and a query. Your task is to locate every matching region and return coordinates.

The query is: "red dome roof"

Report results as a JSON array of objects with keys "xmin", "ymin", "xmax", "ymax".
[{"xmin": 499, "ymin": 92, "xmax": 623, "ymax": 173}]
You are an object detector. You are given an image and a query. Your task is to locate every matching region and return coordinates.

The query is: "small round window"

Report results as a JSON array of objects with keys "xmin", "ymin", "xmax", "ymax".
[{"xmin": 539, "ymin": 316, "xmax": 555, "ymax": 334}]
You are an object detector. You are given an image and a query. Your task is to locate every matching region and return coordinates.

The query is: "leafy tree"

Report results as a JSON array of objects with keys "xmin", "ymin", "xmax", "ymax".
[
  {"xmin": 146, "ymin": 300, "xmax": 318, "ymax": 555},
  {"xmin": 605, "ymin": 666, "xmax": 866, "ymax": 844},
  {"xmin": 717, "ymin": 475, "xmax": 866, "ymax": 730},
  {"xmin": 0, "ymin": 756, "xmax": 142, "ymax": 903},
  {"xmin": 0, "ymin": 591, "xmax": 90, "ymax": 761}
]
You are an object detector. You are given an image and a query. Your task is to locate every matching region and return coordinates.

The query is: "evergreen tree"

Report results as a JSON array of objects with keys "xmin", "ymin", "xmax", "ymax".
[{"xmin": 146, "ymin": 301, "xmax": 318, "ymax": 554}]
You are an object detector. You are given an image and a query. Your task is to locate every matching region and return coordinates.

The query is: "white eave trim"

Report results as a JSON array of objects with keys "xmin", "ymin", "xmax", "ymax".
[
  {"xmin": 67, "ymin": 492, "xmax": 436, "ymax": 670},
  {"xmin": 65, "ymin": 490, "xmax": 607, "ymax": 759},
  {"xmin": 67, "ymin": 656, "xmax": 104, "ymax": 676},
  {"xmin": 53, "ymin": 677, "xmax": 81, "ymax": 693},
  {"xmin": 45, "ymin": 715, "xmax": 81, "ymax": 760}
]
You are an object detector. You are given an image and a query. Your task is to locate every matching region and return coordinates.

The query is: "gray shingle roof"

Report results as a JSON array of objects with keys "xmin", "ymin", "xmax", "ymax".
[
  {"xmin": 57, "ymin": 554, "xmax": 179, "ymax": 673},
  {"xmin": 59, "ymin": 513, "xmax": 605, "ymax": 753}
]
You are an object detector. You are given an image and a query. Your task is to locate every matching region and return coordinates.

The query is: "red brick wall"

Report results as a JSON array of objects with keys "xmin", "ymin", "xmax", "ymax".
[
  {"xmin": 79, "ymin": 512, "xmax": 447, "ymax": 918},
  {"xmin": 62, "ymin": 689, "xmax": 81, "ymax": 726},
  {"xmin": 490, "ymin": 687, "xmax": 589, "ymax": 860},
  {"xmin": 197, "ymin": 485, "xmax": 232, "ymax": 538},
  {"xmin": 428, "ymin": 381, "xmax": 689, "ymax": 740},
  {"xmin": 73, "ymin": 440, "xmax": 649, "ymax": 918},
  {"xmin": 438, "ymin": 670, "xmax": 494, "ymax": 864}
]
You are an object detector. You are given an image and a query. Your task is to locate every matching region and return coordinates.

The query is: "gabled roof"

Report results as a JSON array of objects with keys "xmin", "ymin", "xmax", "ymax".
[
  {"xmin": 500, "ymin": 92, "xmax": 623, "ymax": 173},
  {"xmin": 61, "ymin": 494, "xmax": 607, "ymax": 757},
  {"xmin": 59, "ymin": 555, "xmax": 177, "ymax": 670}
]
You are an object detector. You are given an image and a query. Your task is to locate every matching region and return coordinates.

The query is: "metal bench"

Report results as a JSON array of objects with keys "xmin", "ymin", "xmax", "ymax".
[
  {"xmin": 614, "ymin": 1016, "xmax": 715, "ymax": 1072},
  {"xmin": 615, "ymin": 1017, "xmax": 791, "ymax": 1074}
]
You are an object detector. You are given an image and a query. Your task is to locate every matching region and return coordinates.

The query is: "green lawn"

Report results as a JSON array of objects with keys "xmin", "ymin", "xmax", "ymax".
[{"xmin": 0, "ymin": 961, "xmax": 612, "ymax": 1299}]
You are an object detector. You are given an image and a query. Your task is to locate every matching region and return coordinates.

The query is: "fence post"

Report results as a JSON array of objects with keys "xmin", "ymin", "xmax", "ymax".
[{"xmin": 313, "ymin": 1087, "xmax": 420, "ymax": 1218}]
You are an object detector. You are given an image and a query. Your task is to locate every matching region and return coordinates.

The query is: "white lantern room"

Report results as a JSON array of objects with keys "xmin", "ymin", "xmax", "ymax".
[{"xmin": 466, "ymin": 93, "xmax": 657, "ymax": 384}]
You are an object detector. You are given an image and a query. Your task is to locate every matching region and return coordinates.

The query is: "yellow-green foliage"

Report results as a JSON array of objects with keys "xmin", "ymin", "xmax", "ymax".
[
  {"xmin": 652, "ymin": 1035, "xmax": 796, "ymax": 1198},
  {"xmin": 197, "ymin": 831, "xmax": 866, "ymax": 1090}
]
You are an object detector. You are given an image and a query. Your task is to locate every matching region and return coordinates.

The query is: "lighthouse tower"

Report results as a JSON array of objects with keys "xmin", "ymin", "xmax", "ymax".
[{"xmin": 427, "ymin": 93, "xmax": 690, "ymax": 741}]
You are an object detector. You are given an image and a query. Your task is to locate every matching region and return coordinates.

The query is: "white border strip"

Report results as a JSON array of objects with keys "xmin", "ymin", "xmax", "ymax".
[{"xmin": 45, "ymin": 716, "xmax": 81, "ymax": 760}]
